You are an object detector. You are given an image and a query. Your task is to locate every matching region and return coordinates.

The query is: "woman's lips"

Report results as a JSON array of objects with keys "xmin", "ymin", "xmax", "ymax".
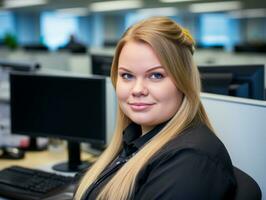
[{"xmin": 128, "ymin": 102, "xmax": 155, "ymax": 111}]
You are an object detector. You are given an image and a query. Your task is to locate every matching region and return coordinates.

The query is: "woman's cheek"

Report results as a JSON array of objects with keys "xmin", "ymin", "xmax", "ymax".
[{"xmin": 116, "ymin": 84, "xmax": 130, "ymax": 102}]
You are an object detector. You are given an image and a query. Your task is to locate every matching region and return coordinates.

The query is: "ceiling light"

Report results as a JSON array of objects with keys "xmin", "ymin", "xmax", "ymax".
[
  {"xmin": 3, "ymin": 0, "xmax": 47, "ymax": 8},
  {"xmin": 229, "ymin": 9, "xmax": 266, "ymax": 18},
  {"xmin": 89, "ymin": 0, "xmax": 143, "ymax": 12},
  {"xmin": 189, "ymin": 1, "xmax": 242, "ymax": 13},
  {"xmin": 160, "ymin": 0, "xmax": 199, "ymax": 3},
  {"xmin": 137, "ymin": 7, "xmax": 178, "ymax": 16},
  {"xmin": 56, "ymin": 8, "xmax": 89, "ymax": 16}
]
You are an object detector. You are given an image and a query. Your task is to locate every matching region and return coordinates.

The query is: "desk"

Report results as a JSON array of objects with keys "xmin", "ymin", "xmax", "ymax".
[{"xmin": 0, "ymin": 148, "xmax": 97, "ymax": 172}]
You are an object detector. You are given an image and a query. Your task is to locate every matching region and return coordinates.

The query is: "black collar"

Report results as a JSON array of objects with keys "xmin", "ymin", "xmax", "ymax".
[{"xmin": 122, "ymin": 121, "xmax": 168, "ymax": 157}]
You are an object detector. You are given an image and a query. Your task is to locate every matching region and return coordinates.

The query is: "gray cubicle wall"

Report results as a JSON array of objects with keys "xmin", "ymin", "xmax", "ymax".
[
  {"xmin": 201, "ymin": 93, "xmax": 266, "ymax": 199},
  {"xmin": 3, "ymin": 49, "xmax": 91, "ymax": 74}
]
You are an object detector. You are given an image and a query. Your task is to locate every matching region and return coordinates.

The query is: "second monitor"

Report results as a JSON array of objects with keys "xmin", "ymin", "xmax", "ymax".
[
  {"xmin": 199, "ymin": 64, "xmax": 265, "ymax": 100},
  {"xmin": 91, "ymin": 54, "xmax": 113, "ymax": 76}
]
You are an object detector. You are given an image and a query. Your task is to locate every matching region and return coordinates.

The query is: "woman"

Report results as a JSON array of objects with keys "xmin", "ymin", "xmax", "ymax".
[{"xmin": 74, "ymin": 16, "xmax": 236, "ymax": 200}]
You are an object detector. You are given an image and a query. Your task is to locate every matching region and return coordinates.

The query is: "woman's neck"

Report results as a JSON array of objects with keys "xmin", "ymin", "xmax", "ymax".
[{"xmin": 141, "ymin": 125, "xmax": 155, "ymax": 136}]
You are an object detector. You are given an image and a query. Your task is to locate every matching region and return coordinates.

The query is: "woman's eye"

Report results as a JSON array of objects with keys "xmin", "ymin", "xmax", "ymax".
[
  {"xmin": 121, "ymin": 73, "xmax": 133, "ymax": 80},
  {"xmin": 150, "ymin": 72, "xmax": 164, "ymax": 80}
]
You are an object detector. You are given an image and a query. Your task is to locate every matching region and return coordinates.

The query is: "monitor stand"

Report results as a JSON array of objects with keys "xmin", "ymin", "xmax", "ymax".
[{"xmin": 52, "ymin": 141, "xmax": 91, "ymax": 172}]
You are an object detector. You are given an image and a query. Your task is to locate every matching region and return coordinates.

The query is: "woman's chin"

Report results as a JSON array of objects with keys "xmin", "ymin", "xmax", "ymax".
[{"xmin": 130, "ymin": 117, "xmax": 156, "ymax": 127}]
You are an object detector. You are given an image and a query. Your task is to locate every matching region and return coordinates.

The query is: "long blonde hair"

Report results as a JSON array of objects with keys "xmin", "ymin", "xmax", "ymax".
[{"xmin": 74, "ymin": 16, "xmax": 213, "ymax": 200}]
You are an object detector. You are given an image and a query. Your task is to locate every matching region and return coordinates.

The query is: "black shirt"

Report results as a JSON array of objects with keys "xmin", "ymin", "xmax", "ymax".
[{"xmin": 83, "ymin": 121, "xmax": 236, "ymax": 200}]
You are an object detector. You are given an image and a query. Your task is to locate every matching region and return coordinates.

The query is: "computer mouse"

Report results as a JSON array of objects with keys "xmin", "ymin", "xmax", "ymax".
[{"xmin": 0, "ymin": 147, "xmax": 25, "ymax": 159}]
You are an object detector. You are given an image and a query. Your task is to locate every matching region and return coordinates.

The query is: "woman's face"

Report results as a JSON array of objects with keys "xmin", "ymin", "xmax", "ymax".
[{"xmin": 116, "ymin": 41, "xmax": 183, "ymax": 133}]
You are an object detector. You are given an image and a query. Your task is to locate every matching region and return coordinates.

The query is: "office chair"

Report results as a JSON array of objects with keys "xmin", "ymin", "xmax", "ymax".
[{"xmin": 233, "ymin": 167, "xmax": 262, "ymax": 200}]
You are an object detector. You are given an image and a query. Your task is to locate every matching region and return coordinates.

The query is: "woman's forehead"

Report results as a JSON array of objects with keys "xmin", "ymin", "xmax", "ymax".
[{"xmin": 118, "ymin": 41, "xmax": 162, "ymax": 70}]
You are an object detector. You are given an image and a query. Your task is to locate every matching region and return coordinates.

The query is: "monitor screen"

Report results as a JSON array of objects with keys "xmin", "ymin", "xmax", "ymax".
[
  {"xmin": 91, "ymin": 54, "xmax": 113, "ymax": 76},
  {"xmin": 10, "ymin": 73, "xmax": 106, "ymax": 144},
  {"xmin": 198, "ymin": 64, "xmax": 265, "ymax": 100},
  {"xmin": 10, "ymin": 73, "xmax": 108, "ymax": 172}
]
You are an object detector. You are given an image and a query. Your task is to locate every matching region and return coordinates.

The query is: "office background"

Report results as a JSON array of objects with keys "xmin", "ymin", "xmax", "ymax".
[
  {"xmin": 0, "ymin": 0, "xmax": 266, "ymax": 199},
  {"xmin": 0, "ymin": 0, "xmax": 266, "ymax": 49},
  {"xmin": 1, "ymin": 0, "xmax": 266, "ymax": 81}
]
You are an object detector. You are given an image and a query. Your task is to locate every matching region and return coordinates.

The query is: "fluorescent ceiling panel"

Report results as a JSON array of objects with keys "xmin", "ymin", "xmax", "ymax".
[
  {"xmin": 137, "ymin": 7, "xmax": 178, "ymax": 16},
  {"xmin": 160, "ymin": 0, "xmax": 199, "ymax": 3},
  {"xmin": 3, "ymin": 0, "xmax": 47, "ymax": 8},
  {"xmin": 89, "ymin": 0, "xmax": 143, "ymax": 12},
  {"xmin": 56, "ymin": 8, "xmax": 89, "ymax": 16},
  {"xmin": 189, "ymin": 1, "xmax": 242, "ymax": 13},
  {"xmin": 229, "ymin": 9, "xmax": 266, "ymax": 18}
]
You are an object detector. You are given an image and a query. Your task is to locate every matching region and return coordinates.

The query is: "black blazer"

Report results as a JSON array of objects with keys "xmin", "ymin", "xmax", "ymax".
[{"xmin": 82, "ymin": 121, "xmax": 236, "ymax": 200}]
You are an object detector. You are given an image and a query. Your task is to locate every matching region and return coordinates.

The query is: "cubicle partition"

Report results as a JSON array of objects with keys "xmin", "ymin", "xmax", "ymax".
[
  {"xmin": 201, "ymin": 93, "xmax": 266, "ymax": 199},
  {"xmin": 1, "ymin": 49, "xmax": 91, "ymax": 74}
]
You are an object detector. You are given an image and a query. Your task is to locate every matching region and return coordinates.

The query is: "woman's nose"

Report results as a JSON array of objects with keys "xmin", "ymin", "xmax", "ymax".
[{"xmin": 132, "ymin": 79, "xmax": 148, "ymax": 97}]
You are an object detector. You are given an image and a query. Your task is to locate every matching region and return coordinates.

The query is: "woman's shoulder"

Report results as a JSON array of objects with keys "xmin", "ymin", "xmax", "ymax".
[
  {"xmin": 135, "ymin": 123, "xmax": 236, "ymax": 199},
  {"xmin": 151, "ymin": 122, "xmax": 234, "ymax": 172},
  {"xmin": 169, "ymin": 122, "xmax": 228, "ymax": 155}
]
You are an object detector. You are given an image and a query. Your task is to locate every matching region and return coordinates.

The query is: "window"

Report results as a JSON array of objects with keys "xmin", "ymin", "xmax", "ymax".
[
  {"xmin": 40, "ymin": 12, "xmax": 78, "ymax": 50},
  {"xmin": 200, "ymin": 13, "xmax": 230, "ymax": 47},
  {"xmin": 0, "ymin": 11, "xmax": 15, "ymax": 40}
]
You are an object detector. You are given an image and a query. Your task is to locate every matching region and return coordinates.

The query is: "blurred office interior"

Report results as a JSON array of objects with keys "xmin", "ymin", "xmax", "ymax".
[
  {"xmin": 0, "ymin": 0, "xmax": 266, "ymax": 74},
  {"xmin": 0, "ymin": 1, "xmax": 266, "ymax": 199}
]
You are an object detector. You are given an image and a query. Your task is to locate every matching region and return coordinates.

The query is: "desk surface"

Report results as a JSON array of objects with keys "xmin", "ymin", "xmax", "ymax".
[
  {"xmin": 0, "ymin": 149, "xmax": 97, "ymax": 200},
  {"xmin": 0, "ymin": 148, "xmax": 97, "ymax": 172}
]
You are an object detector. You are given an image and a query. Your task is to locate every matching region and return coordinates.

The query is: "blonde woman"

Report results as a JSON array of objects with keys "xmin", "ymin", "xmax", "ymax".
[{"xmin": 75, "ymin": 16, "xmax": 236, "ymax": 200}]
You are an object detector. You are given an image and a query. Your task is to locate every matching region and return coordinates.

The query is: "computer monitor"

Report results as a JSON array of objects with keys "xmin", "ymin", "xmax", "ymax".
[
  {"xmin": 0, "ymin": 60, "xmax": 40, "ymax": 72},
  {"xmin": 198, "ymin": 64, "xmax": 265, "ymax": 100},
  {"xmin": 103, "ymin": 39, "xmax": 118, "ymax": 47},
  {"xmin": 91, "ymin": 54, "xmax": 113, "ymax": 76},
  {"xmin": 10, "ymin": 72, "xmax": 116, "ymax": 172},
  {"xmin": 22, "ymin": 44, "xmax": 49, "ymax": 52}
]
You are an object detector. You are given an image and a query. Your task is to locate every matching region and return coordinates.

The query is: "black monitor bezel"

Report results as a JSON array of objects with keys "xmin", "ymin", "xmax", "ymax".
[
  {"xmin": 198, "ymin": 64, "xmax": 265, "ymax": 100},
  {"xmin": 10, "ymin": 72, "xmax": 107, "ymax": 146},
  {"xmin": 91, "ymin": 54, "xmax": 113, "ymax": 76}
]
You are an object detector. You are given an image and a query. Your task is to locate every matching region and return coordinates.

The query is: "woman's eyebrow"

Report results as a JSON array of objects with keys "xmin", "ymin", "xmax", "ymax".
[
  {"xmin": 118, "ymin": 66, "xmax": 132, "ymax": 72},
  {"xmin": 146, "ymin": 66, "xmax": 164, "ymax": 72},
  {"xmin": 118, "ymin": 66, "xmax": 164, "ymax": 73}
]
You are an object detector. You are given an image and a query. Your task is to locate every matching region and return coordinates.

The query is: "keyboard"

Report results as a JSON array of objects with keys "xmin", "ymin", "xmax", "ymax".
[{"xmin": 0, "ymin": 165, "xmax": 76, "ymax": 200}]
